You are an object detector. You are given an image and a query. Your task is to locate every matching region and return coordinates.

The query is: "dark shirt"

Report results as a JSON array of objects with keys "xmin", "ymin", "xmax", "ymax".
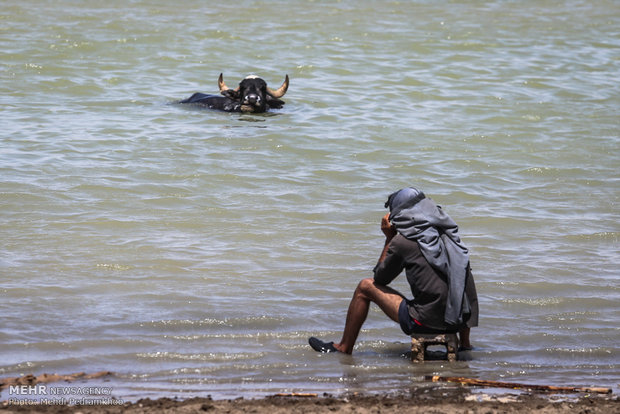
[{"xmin": 373, "ymin": 234, "xmax": 479, "ymax": 330}]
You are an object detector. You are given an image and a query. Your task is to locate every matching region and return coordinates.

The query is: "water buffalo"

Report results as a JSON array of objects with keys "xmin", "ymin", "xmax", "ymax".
[{"xmin": 180, "ymin": 73, "xmax": 289, "ymax": 113}]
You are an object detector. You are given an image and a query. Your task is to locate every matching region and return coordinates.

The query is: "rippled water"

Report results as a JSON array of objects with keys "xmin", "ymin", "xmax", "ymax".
[{"xmin": 1, "ymin": 0, "xmax": 619, "ymax": 401}]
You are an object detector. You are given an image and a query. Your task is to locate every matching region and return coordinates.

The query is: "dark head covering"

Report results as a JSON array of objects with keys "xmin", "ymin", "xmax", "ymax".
[
  {"xmin": 385, "ymin": 187, "xmax": 471, "ymax": 327},
  {"xmin": 385, "ymin": 187, "xmax": 426, "ymax": 214}
]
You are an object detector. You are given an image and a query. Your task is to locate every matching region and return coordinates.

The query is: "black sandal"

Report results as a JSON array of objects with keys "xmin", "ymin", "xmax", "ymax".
[{"xmin": 308, "ymin": 337, "xmax": 338, "ymax": 353}]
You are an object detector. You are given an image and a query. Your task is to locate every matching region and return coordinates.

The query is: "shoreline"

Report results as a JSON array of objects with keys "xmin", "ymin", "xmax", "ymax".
[
  {"xmin": 1, "ymin": 372, "xmax": 617, "ymax": 413},
  {"xmin": 1, "ymin": 392, "xmax": 618, "ymax": 414},
  {"xmin": 2, "ymin": 387, "xmax": 618, "ymax": 413}
]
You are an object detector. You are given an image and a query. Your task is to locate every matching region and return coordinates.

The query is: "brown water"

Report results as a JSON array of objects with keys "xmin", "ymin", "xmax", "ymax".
[{"xmin": 1, "ymin": 0, "xmax": 619, "ymax": 402}]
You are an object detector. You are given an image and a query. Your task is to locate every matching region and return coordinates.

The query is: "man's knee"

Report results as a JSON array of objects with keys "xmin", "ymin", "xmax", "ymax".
[{"xmin": 356, "ymin": 278, "xmax": 378, "ymax": 296}]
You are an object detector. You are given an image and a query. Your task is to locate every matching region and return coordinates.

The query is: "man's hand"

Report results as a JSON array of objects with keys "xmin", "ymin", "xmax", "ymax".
[
  {"xmin": 377, "ymin": 213, "xmax": 397, "ymax": 265},
  {"xmin": 381, "ymin": 213, "xmax": 397, "ymax": 239}
]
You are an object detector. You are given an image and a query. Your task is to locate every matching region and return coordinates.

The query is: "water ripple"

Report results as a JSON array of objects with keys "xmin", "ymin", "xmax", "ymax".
[{"xmin": 1, "ymin": 0, "xmax": 619, "ymax": 400}]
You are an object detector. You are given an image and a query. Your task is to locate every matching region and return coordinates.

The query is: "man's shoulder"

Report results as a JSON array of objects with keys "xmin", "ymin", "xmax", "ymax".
[
  {"xmin": 389, "ymin": 234, "xmax": 425, "ymax": 260},
  {"xmin": 390, "ymin": 233, "xmax": 419, "ymax": 249}
]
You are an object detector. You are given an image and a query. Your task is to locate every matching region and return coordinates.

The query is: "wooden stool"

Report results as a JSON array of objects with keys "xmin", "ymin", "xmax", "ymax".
[{"xmin": 410, "ymin": 333, "xmax": 458, "ymax": 362}]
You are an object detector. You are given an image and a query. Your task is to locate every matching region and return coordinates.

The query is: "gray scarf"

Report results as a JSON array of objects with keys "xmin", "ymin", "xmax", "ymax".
[{"xmin": 386, "ymin": 188, "xmax": 471, "ymax": 326}]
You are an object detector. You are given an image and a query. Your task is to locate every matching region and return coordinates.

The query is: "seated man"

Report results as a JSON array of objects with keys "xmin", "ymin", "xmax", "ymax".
[{"xmin": 309, "ymin": 187, "xmax": 479, "ymax": 354}]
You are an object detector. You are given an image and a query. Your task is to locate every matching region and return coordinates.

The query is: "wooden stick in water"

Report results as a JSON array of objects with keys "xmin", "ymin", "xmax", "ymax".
[
  {"xmin": 425, "ymin": 375, "xmax": 612, "ymax": 394},
  {"xmin": 272, "ymin": 393, "xmax": 319, "ymax": 397}
]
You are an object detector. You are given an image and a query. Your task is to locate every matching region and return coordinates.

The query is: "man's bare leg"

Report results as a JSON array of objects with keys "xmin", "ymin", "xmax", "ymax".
[{"xmin": 333, "ymin": 278, "xmax": 405, "ymax": 354}]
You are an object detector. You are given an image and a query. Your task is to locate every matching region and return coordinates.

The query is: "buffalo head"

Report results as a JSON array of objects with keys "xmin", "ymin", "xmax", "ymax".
[{"xmin": 218, "ymin": 74, "xmax": 289, "ymax": 113}]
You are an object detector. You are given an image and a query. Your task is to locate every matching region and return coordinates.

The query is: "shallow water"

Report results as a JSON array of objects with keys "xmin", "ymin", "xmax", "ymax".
[{"xmin": 1, "ymin": 0, "xmax": 619, "ymax": 401}]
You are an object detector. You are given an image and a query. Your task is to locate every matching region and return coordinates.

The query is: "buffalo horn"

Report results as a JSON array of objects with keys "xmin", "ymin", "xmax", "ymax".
[
  {"xmin": 218, "ymin": 73, "xmax": 239, "ymax": 92},
  {"xmin": 266, "ymin": 75, "xmax": 289, "ymax": 98}
]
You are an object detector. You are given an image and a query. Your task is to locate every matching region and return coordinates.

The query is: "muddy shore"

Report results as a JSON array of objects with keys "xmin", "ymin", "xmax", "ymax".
[
  {"xmin": 2, "ymin": 390, "xmax": 618, "ymax": 414},
  {"xmin": 2, "ymin": 372, "xmax": 618, "ymax": 413}
]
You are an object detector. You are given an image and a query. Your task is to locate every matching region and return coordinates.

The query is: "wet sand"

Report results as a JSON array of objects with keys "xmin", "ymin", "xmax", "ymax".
[
  {"xmin": 2, "ymin": 372, "xmax": 618, "ymax": 413},
  {"xmin": 2, "ymin": 390, "xmax": 618, "ymax": 413}
]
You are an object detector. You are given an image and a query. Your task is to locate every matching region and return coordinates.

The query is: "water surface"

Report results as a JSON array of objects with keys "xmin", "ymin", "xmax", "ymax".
[{"xmin": 1, "ymin": 0, "xmax": 619, "ymax": 401}]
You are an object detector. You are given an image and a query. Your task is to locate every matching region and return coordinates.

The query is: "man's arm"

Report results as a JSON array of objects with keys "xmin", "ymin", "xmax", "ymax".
[
  {"xmin": 377, "ymin": 213, "xmax": 396, "ymax": 263},
  {"xmin": 373, "ymin": 213, "xmax": 401, "ymax": 285}
]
